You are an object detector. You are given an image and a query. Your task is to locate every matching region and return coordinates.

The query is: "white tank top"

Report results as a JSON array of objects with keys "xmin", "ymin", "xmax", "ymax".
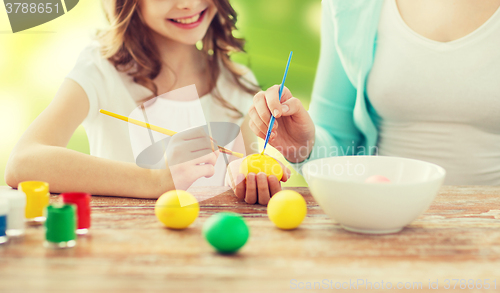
[{"xmin": 367, "ymin": 0, "xmax": 500, "ymax": 185}]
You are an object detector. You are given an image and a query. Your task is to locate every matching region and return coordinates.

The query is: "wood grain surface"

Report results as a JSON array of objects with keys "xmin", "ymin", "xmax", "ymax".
[{"xmin": 0, "ymin": 186, "xmax": 499, "ymax": 293}]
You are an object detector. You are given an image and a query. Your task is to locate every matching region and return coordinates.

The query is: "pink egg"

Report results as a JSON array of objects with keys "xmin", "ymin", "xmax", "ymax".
[{"xmin": 365, "ymin": 175, "xmax": 391, "ymax": 183}]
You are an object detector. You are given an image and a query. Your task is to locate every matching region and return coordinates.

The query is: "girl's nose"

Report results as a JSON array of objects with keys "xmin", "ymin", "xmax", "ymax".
[{"xmin": 176, "ymin": 0, "xmax": 202, "ymax": 10}]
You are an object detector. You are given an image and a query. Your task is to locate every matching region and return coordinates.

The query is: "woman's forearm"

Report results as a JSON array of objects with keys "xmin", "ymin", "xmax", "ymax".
[{"xmin": 5, "ymin": 144, "xmax": 165, "ymax": 198}]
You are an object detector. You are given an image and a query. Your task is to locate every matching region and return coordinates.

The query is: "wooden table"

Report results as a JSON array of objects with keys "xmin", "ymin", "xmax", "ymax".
[{"xmin": 1, "ymin": 186, "xmax": 499, "ymax": 292}]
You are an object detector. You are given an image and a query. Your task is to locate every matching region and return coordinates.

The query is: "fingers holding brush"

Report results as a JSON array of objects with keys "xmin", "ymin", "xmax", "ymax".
[{"xmin": 263, "ymin": 85, "xmax": 293, "ymax": 119}]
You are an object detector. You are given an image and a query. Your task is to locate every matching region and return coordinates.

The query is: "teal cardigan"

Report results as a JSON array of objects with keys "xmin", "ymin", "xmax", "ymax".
[{"xmin": 296, "ymin": 0, "xmax": 385, "ymax": 168}]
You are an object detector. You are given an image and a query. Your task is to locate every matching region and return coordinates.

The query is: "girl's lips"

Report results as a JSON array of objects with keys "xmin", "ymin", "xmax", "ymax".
[{"xmin": 167, "ymin": 9, "xmax": 207, "ymax": 29}]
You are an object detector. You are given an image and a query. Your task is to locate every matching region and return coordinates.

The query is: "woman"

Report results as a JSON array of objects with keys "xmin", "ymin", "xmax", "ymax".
[{"xmin": 232, "ymin": 0, "xmax": 500, "ymax": 201}]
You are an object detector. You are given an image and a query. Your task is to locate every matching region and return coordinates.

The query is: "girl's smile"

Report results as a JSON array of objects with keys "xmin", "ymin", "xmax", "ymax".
[
  {"xmin": 140, "ymin": 0, "xmax": 217, "ymax": 45},
  {"xmin": 167, "ymin": 8, "xmax": 208, "ymax": 29}
]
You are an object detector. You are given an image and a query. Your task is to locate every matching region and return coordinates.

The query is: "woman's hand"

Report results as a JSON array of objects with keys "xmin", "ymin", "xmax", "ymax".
[
  {"xmin": 249, "ymin": 85, "xmax": 315, "ymax": 163},
  {"xmin": 162, "ymin": 126, "xmax": 220, "ymax": 191},
  {"xmin": 225, "ymin": 158, "xmax": 291, "ymax": 205}
]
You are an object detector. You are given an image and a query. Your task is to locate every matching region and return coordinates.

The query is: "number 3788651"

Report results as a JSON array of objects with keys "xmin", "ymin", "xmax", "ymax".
[{"xmin": 5, "ymin": 2, "xmax": 60, "ymax": 14}]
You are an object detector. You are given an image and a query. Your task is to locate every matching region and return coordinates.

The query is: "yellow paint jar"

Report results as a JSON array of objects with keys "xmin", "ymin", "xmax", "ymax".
[{"xmin": 18, "ymin": 181, "xmax": 50, "ymax": 224}]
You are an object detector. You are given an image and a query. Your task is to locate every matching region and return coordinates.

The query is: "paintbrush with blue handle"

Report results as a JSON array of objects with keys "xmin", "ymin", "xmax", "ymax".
[{"xmin": 261, "ymin": 51, "xmax": 293, "ymax": 155}]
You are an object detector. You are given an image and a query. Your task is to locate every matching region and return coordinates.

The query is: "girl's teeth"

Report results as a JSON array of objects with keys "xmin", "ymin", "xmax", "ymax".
[{"xmin": 173, "ymin": 13, "xmax": 201, "ymax": 24}]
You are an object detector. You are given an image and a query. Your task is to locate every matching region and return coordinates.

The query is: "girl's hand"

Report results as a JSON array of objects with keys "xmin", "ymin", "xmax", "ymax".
[
  {"xmin": 249, "ymin": 85, "xmax": 315, "ymax": 163},
  {"xmin": 225, "ymin": 158, "xmax": 291, "ymax": 205},
  {"xmin": 162, "ymin": 126, "xmax": 220, "ymax": 191}
]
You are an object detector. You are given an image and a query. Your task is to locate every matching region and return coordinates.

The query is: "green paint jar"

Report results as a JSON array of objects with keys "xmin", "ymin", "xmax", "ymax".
[{"xmin": 44, "ymin": 204, "xmax": 77, "ymax": 249}]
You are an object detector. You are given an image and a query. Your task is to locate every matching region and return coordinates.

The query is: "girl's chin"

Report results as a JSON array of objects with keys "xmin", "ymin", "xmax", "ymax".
[
  {"xmin": 161, "ymin": 33, "xmax": 208, "ymax": 46},
  {"xmin": 150, "ymin": 23, "xmax": 210, "ymax": 46}
]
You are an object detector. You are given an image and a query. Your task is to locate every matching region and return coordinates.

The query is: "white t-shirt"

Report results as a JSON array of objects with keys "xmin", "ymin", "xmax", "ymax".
[
  {"xmin": 66, "ymin": 41, "xmax": 257, "ymax": 188},
  {"xmin": 367, "ymin": 0, "xmax": 500, "ymax": 185}
]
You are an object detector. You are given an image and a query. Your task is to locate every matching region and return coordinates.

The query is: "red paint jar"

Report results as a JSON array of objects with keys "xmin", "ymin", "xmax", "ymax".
[{"xmin": 60, "ymin": 192, "xmax": 91, "ymax": 235}]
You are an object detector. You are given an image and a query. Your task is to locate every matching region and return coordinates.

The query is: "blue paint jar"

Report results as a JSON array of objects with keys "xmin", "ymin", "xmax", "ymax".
[{"xmin": 0, "ymin": 198, "xmax": 8, "ymax": 244}]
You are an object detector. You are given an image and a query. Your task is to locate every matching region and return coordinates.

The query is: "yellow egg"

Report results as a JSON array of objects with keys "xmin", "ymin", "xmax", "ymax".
[
  {"xmin": 267, "ymin": 190, "xmax": 307, "ymax": 230},
  {"xmin": 155, "ymin": 190, "xmax": 199, "ymax": 229},
  {"xmin": 239, "ymin": 154, "xmax": 283, "ymax": 181}
]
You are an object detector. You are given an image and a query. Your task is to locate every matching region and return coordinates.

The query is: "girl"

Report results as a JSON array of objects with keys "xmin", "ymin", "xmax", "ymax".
[
  {"xmin": 240, "ymin": 0, "xmax": 500, "ymax": 201},
  {"xmin": 5, "ymin": 0, "xmax": 289, "ymax": 200}
]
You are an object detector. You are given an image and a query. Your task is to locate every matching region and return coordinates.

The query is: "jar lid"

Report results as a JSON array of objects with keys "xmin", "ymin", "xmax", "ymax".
[
  {"xmin": 18, "ymin": 181, "xmax": 49, "ymax": 197},
  {"xmin": 0, "ymin": 189, "xmax": 27, "ymax": 208},
  {"xmin": 0, "ymin": 198, "xmax": 9, "ymax": 215}
]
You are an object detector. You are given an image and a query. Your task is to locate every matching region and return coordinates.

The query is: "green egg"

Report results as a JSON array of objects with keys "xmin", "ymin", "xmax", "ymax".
[{"xmin": 203, "ymin": 212, "xmax": 249, "ymax": 254}]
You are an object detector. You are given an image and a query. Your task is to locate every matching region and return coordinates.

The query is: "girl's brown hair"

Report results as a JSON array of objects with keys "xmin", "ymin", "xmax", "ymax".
[{"xmin": 98, "ymin": 0, "xmax": 258, "ymax": 117}]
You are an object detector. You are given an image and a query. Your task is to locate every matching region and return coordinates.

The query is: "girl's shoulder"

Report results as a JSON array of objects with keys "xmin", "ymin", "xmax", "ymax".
[
  {"xmin": 67, "ymin": 40, "xmax": 141, "ymax": 100},
  {"xmin": 70, "ymin": 40, "xmax": 115, "ymax": 76},
  {"xmin": 65, "ymin": 41, "xmax": 120, "ymax": 96},
  {"xmin": 65, "ymin": 40, "xmax": 133, "ymax": 124}
]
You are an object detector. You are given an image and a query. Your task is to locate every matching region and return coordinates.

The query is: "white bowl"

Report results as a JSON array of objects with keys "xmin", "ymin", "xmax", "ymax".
[{"xmin": 302, "ymin": 156, "xmax": 446, "ymax": 234}]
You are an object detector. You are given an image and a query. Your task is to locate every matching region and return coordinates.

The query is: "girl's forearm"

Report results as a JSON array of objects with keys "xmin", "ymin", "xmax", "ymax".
[{"xmin": 5, "ymin": 144, "xmax": 165, "ymax": 198}]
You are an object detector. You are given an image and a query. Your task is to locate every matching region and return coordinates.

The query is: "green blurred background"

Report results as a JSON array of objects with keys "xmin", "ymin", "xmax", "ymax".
[{"xmin": 0, "ymin": 0, "xmax": 321, "ymax": 187}]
